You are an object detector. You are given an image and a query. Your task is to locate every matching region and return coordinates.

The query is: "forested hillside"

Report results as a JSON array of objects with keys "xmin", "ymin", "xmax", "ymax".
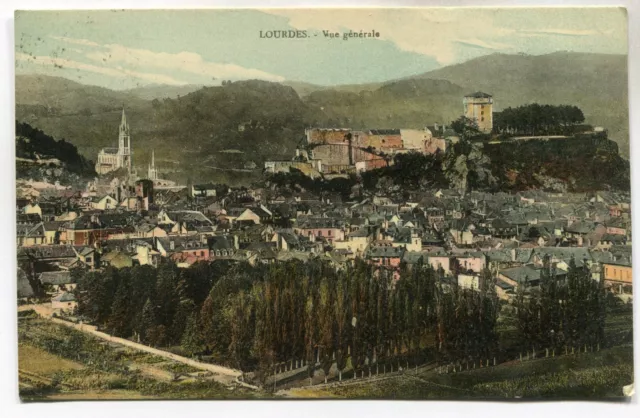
[
  {"xmin": 15, "ymin": 52, "xmax": 629, "ymax": 185},
  {"xmin": 16, "ymin": 121, "xmax": 96, "ymax": 184}
]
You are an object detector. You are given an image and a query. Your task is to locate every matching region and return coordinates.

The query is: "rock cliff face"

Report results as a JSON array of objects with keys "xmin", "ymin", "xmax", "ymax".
[{"xmin": 483, "ymin": 132, "xmax": 629, "ymax": 192}]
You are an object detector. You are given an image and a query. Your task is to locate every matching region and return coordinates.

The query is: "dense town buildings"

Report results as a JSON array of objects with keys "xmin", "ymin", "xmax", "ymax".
[{"xmin": 17, "ymin": 95, "xmax": 633, "ymax": 312}]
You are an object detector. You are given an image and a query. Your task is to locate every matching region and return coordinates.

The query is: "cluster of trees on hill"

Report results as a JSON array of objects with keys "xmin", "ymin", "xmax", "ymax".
[
  {"xmin": 16, "ymin": 121, "xmax": 96, "ymax": 177},
  {"xmin": 73, "ymin": 256, "xmax": 607, "ymax": 385},
  {"xmin": 493, "ymin": 104, "xmax": 586, "ymax": 136}
]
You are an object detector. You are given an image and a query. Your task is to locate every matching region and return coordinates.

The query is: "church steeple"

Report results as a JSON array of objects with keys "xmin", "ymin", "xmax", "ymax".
[
  {"xmin": 148, "ymin": 149, "xmax": 158, "ymax": 181},
  {"xmin": 119, "ymin": 106, "xmax": 129, "ymax": 135},
  {"xmin": 117, "ymin": 106, "xmax": 132, "ymax": 180}
]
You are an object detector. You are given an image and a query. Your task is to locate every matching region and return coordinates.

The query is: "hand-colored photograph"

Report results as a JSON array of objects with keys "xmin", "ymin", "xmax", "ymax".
[{"xmin": 14, "ymin": 7, "xmax": 632, "ymax": 401}]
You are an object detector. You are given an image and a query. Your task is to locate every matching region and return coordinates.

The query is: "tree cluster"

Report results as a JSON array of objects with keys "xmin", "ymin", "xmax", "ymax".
[
  {"xmin": 493, "ymin": 104, "xmax": 586, "ymax": 136},
  {"xmin": 514, "ymin": 256, "xmax": 606, "ymax": 355},
  {"xmin": 16, "ymin": 121, "xmax": 96, "ymax": 177},
  {"xmin": 74, "ymin": 259, "xmax": 501, "ymax": 383}
]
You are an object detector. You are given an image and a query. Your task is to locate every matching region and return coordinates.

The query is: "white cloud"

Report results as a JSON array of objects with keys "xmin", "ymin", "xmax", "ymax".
[
  {"xmin": 50, "ymin": 35, "xmax": 286, "ymax": 83},
  {"xmin": 85, "ymin": 43, "xmax": 285, "ymax": 82},
  {"xmin": 15, "ymin": 52, "xmax": 186, "ymax": 85},
  {"xmin": 264, "ymin": 9, "xmax": 516, "ymax": 65},
  {"xmin": 49, "ymin": 36, "xmax": 100, "ymax": 47},
  {"xmin": 455, "ymin": 38, "xmax": 511, "ymax": 50},
  {"xmin": 517, "ymin": 28, "xmax": 601, "ymax": 37}
]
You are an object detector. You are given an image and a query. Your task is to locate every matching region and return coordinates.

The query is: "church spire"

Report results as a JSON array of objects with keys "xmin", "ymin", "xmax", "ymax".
[
  {"xmin": 120, "ymin": 106, "xmax": 127, "ymax": 127},
  {"xmin": 151, "ymin": 149, "xmax": 155, "ymax": 168}
]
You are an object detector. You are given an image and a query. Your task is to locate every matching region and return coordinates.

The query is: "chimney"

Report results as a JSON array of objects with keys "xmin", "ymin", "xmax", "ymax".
[
  {"xmin": 233, "ymin": 234, "xmax": 239, "ymax": 250},
  {"xmin": 170, "ymin": 240, "xmax": 175, "ymax": 250},
  {"xmin": 511, "ymin": 248, "xmax": 516, "ymax": 262}
]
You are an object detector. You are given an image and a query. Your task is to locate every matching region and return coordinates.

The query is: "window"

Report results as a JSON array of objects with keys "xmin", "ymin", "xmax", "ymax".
[
  {"xmin": 328, "ymin": 230, "xmax": 332, "ymax": 236},
  {"xmin": 200, "ymin": 251, "xmax": 205, "ymax": 256},
  {"xmin": 481, "ymin": 111, "xmax": 484, "ymax": 115},
  {"xmin": 481, "ymin": 117, "xmax": 485, "ymax": 121},
  {"xmin": 318, "ymin": 230, "xmax": 322, "ymax": 237}
]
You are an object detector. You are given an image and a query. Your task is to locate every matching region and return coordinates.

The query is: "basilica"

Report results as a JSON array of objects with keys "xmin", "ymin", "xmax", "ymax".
[{"xmin": 95, "ymin": 108, "xmax": 133, "ymax": 176}]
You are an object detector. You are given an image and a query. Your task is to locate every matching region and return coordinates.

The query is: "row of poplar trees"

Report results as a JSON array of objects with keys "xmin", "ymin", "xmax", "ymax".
[
  {"xmin": 74, "ymin": 255, "xmax": 606, "ymax": 385},
  {"xmin": 74, "ymin": 258, "xmax": 501, "ymax": 383}
]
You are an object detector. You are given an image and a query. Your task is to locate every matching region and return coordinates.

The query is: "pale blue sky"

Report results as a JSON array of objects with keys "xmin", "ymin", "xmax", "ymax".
[{"xmin": 15, "ymin": 8, "xmax": 628, "ymax": 89}]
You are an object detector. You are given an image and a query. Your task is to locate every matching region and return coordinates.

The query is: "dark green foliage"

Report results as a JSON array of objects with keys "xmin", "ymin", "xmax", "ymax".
[
  {"xmin": 494, "ymin": 104, "xmax": 585, "ymax": 136},
  {"xmin": 181, "ymin": 313, "xmax": 206, "ymax": 357},
  {"xmin": 15, "ymin": 121, "xmax": 95, "ymax": 178},
  {"xmin": 73, "ymin": 255, "xmax": 606, "ymax": 385},
  {"xmin": 515, "ymin": 257, "xmax": 607, "ymax": 354}
]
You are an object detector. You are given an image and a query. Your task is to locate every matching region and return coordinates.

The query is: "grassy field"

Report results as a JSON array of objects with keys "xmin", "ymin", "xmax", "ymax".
[
  {"xmin": 286, "ymin": 345, "xmax": 633, "ymax": 400},
  {"xmin": 18, "ymin": 318, "xmax": 259, "ymax": 401},
  {"xmin": 17, "ymin": 306, "xmax": 634, "ymax": 401}
]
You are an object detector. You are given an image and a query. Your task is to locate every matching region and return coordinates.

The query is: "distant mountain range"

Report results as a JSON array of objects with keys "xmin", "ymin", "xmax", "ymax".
[
  {"xmin": 15, "ymin": 52, "xmax": 629, "ymax": 185},
  {"xmin": 123, "ymin": 83, "xmax": 207, "ymax": 100}
]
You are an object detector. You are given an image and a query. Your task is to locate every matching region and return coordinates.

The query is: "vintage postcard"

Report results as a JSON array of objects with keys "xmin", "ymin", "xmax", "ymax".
[{"xmin": 15, "ymin": 8, "xmax": 632, "ymax": 401}]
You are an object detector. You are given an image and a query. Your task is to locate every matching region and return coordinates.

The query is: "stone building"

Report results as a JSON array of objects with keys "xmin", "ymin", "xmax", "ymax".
[
  {"xmin": 463, "ymin": 92, "xmax": 493, "ymax": 133},
  {"xmin": 95, "ymin": 108, "xmax": 132, "ymax": 175}
]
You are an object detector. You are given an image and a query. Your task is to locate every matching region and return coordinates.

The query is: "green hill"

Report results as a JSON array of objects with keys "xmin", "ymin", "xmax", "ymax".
[
  {"xmin": 303, "ymin": 78, "xmax": 464, "ymax": 129},
  {"xmin": 16, "ymin": 121, "xmax": 96, "ymax": 185},
  {"xmin": 300, "ymin": 52, "xmax": 628, "ymax": 157},
  {"xmin": 123, "ymin": 83, "xmax": 207, "ymax": 100},
  {"xmin": 412, "ymin": 52, "xmax": 629, "ymax": 156},
  {"xmin": 14, "ymin": 52, "xmax": 629, "ymax": 185}
]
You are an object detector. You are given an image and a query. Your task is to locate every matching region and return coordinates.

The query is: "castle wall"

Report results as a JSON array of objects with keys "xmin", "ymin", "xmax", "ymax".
[{"xmin": 306, "ymin": 128, "xmax": 351, "ymax": 144}]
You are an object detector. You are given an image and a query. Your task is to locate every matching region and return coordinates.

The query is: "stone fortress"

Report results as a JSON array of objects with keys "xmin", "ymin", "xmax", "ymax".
[{"xmin": 263, "ymin": 93, "xmax": 494, "ymax": 177}]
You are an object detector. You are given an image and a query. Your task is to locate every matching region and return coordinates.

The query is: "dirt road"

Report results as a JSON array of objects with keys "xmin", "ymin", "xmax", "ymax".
[{"xmin": 18, "ymin": 304, "xmax": 259, "ymax": 391}]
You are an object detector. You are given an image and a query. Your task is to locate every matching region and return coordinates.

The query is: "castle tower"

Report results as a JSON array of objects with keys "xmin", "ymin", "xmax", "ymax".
[
  {"xmin": 118, "ymin": 107, "xmax": 132, "ymax": 175},
  {"xmin": 463, "ymin": 92, "xmax": 493, "ymax": 133}
]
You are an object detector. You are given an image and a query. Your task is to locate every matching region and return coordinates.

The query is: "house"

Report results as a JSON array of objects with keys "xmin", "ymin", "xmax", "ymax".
[
  {"xmin": 235, "ymin": 206, "xmax": 273, "ymax": 225},
  {"xmin": 366, "ymin": 243, "xmax": 405, "ymax": 268},
  {"xmin": 402, "ymin": 251, "xmax": 427, "ymax": 270},
  {"xmin": 458, "ymin": 273, "xmax": 480, "ymax": 290},
  {"xmin": 42, "ymin": 221, "xmax": 65, "ymax": 244},
  {"xmin": 158, "ymin": 210, "xmax": 214, "ymax": 234},
  {"xmin": 18, "ymin": 245, "xmax": 92, "ymax": 272},
  {"xmin": 271, "ymin": 230, "xmax": 301, "ymax": 251},
  {"xmin": 454, "ymin": 252, "xmax": 486, "ymax": 273},
  {"xmin": 295, "ymin": 218, "xmax": 345, "ymax": 243},
  {"xmin": 156, "ymin": 236, "xmax": 210, "ymax": 266},
  {"xmin": 38, "ymin": 271, "xmax": 75, "ymax": 294},
  {"xmin": 490, "ymin": 218, "xmax": 518, "ymax": 239},
  {"xmin": 333, "ymin": 227, "xmax": 372, "ymax": 254},
  {"xmin": 63, "ymin": 213, "xmax": 137, "ymax": 246},
  {"xmin": 391, "ymin": 228, "xmax": 422, "ymax": 252},
  {"xmin": 425, "ymin": 250, "xmax": 451, "ymax": 274},
  {"xmin": 17, "ymin": 223, "xmax": 46, "ymax": 247},
  {"xmin": 90, "ymin": 195, "xmax": 119, "ymax": 210},
  {"xmin": 602, "ymin": 259, "xmax": 633, "ymax": 295},
  {"xmin": 192, "ymin": 183, "xmax": 218, "ymax": 197},
  {"xmin": 100, "ymin": 251, "xmax": 134, "ymax": 269},
  {"xmin": 51, "ymin": 292, "xmax": 77, "ymax": 313},
  {"xmin": 498, "ymin": 264, "xmax": 542, "ymax": 291},
  {"xmin": 208, "ymin": 235, "xmax": 238, "ymax": 258},
  {"xmin": 449, "ymin": 219, "xmax": 474, "ymax": 245},
  {"xmin": 597, "ymin": 234, "xmax": 628, "ymax": 249},
  {"xmin": 132, "ymin": 240, "xmax": 161, "ymax": 267}
]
